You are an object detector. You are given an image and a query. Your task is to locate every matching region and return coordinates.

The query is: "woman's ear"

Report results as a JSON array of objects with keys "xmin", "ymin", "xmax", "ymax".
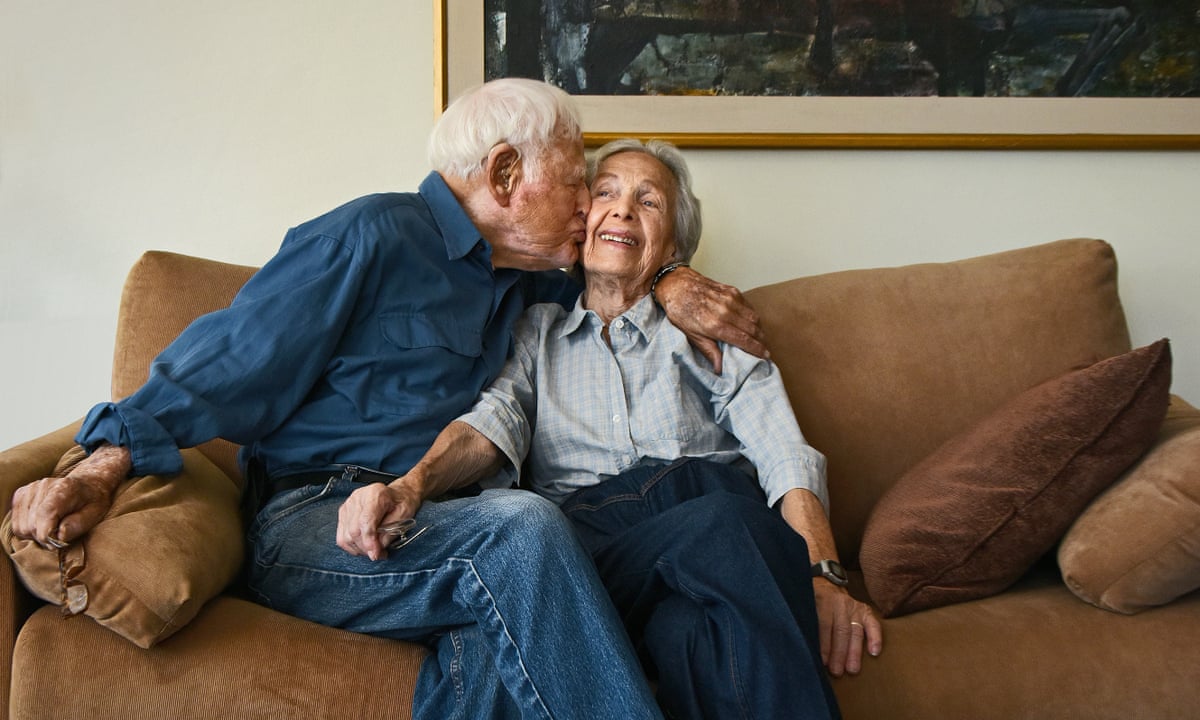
[{"xmin": 486, "ymin": 143, "xmax": 521, "ymax": 206}]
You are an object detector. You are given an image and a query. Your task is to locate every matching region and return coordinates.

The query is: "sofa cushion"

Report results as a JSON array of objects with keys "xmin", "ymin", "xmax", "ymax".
[
  {"xmin": 1058, "ymin": 394, "xmax": 1200, "ymax": 614},
  {"xmin": 11, "ymin": 596, "xmax": 427, "ymax": 720},
  {"xmin": 830, "ymin": 569, "xmax": 1200, "ymax": 720},
  {"xmin": 744, "ymin": 239, "xmax": 1133, "ymax": 565},
  {"xmin": 2, "ymin": 445, "xmax": 243, "ymax": 648},
  {"xmin": 859, "ymin": 340, "xmax": 1171, "ymax": 617}
]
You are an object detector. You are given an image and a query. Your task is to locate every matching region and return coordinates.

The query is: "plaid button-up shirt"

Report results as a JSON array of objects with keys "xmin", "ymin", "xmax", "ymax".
[{"xmin": 460, "ymin": 294, "xmax": 827, "ymax": 509}]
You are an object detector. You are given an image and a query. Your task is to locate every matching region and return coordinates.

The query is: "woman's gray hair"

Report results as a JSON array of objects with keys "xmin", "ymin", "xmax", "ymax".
[
  {"xmin": 588, "ymin": 139, "xmax": 702, "ymax": 263},
  {"xmin": 428, "ymin": 78, "xmax": 582, "ymax": 182}
]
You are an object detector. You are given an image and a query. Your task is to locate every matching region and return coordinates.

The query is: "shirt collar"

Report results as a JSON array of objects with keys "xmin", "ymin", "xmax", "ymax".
[
  {"xmin": 419, "ymin": 171, "xmax": 490, "ymax": 262},
  {"xmin": 557, "ymin": 293, "xmax": 663, "ymax": 341}
]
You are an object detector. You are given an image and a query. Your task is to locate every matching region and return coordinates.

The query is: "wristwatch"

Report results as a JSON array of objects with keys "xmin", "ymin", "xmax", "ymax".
[{"xmin": 811, "ymin": 559, "xmax": 849, "ymax": 587}]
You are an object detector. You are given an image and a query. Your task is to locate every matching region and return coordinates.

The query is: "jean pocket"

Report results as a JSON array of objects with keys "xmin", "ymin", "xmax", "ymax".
[{"xmin": 249, "ymin": 477, "xmax": 338, "ymax": 542}]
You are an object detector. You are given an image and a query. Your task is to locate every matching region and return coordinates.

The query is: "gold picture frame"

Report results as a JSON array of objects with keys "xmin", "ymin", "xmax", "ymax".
[{"xmin": 435, "ymin": 1, "xmax": 1200, "ymax": 149}]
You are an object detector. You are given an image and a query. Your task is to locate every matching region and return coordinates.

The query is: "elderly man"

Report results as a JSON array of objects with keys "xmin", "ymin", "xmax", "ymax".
[{"xmin": 10, "ymin": 79, "xmax": 763, "ymax": 720}]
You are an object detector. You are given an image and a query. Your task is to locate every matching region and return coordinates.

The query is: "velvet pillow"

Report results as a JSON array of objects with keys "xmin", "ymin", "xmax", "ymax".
[
  {"xmin": 1058, "ymin": 394, "xmax": 1200, "ymax": 614},
  {"xmin": 2, "ymin": 445, "xmax": 243, "ymax": 648},
  {"xmin": 860, "ymin": 340, "xmax": 1171, "ymax": 617}
]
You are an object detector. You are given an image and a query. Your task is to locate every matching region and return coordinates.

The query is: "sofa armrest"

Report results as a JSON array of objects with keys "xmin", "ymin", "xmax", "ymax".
[{"xmin": 0, "ymin": 419, "xmax": 83, "ymax": 720}]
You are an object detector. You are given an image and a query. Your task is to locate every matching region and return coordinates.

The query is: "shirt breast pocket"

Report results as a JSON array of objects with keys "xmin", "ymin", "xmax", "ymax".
[
  {"xmin": 372, "ymin": 311, "xmax": 484, "ymax": 416},
  {"xmin": 379, "ymin": 311, "xmax": 483, "ymax": 357}
]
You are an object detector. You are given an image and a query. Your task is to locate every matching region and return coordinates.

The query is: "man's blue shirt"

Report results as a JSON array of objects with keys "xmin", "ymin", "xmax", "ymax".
[{"xmin": 76, "ymin": 172, "xmax": 577, "ymax": 478}]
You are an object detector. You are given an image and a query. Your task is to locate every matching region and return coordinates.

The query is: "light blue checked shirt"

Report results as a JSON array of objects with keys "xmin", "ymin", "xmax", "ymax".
[{"xmin": 459, "ymin": 293, "xmax": 828, "ymax": 509}]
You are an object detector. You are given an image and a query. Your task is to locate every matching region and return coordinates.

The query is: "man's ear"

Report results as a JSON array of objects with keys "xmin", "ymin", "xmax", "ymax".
[{"xmin": 486, "ymin": 143, "xmax": 521, "ymax": 207}]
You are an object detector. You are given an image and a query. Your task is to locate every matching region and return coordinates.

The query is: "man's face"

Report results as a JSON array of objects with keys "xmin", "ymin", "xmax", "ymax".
[{"xmin": 496, "ymin": 137, "xmax": 590, "ymax": 271}]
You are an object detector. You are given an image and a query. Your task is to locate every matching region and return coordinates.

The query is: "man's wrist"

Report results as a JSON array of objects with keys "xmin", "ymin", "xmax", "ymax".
[
  {"xmin": 83, "ymin": 444, "xmax": 134, "ymax": 488},
  {"xmin": 650, "ymin": 261, "xmax": 689, "ymax": 303}
]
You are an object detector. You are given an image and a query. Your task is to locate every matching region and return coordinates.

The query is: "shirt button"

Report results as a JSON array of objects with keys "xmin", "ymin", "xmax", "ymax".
[
  {"xmin": 613, "ymin": 318, "xmax": 625, "ymax": 329},
  {"xmin": 612, "ymin": 415, "xmax": 622, "ymax": 424}
]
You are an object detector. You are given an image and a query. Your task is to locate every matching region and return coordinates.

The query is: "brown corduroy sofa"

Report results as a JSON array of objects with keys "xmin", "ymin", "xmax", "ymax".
[{"xmin": 3, "ymin": 238, "xmax": 1199, "ymax": 719}]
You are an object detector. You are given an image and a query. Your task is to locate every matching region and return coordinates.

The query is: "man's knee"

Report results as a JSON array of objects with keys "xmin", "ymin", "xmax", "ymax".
[
  {"xmin": 476, "ymin": 490, "xmax": 576, "ymax": 553},
  {"xmin": 483, "ymin": 490, "xmax": 565, "ymax": 527}
]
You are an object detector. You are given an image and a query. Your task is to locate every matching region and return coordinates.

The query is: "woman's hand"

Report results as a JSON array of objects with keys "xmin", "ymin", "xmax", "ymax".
[
  {"xmin": 813, "ymin": 580, "xmax": 883, "ymax": 677},
  {"xmin": 778, "ymin": 488, "xmax": 884, "ymax": 676}
]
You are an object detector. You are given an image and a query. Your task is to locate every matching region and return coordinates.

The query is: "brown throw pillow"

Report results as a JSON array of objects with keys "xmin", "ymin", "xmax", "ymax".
[
  {"xmin": 860, "ymin": 340, "xmax": 1171, "ymax": 617},
  {"xmin": 1058, "ymin": 394, "xmax": 1200, "ymax": 614},
  {"xmin": 2, "ymin": 446, "xmax": 243, "ymax": 648}
]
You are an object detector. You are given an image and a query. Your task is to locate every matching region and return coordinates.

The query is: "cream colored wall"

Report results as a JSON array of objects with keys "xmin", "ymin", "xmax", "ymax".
[{"xmin": 2, "ymin": 1, "xmax": 1198, "ymax": 450}]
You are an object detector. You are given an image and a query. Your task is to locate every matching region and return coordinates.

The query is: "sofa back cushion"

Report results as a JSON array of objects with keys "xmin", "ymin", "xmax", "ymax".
[
  {"xmin": 112, "ymin": 251, "xmax": 258, "ymax": 483},
  {"xmin": 743, "ymin": 239, "xmax": 1133, "ymax": 565}
]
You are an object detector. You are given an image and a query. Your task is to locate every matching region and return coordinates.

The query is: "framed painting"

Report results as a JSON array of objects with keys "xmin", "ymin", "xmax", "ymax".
[{"xmin": 436, "ymin": 0, "xmax": 1200, "ymax": 149}]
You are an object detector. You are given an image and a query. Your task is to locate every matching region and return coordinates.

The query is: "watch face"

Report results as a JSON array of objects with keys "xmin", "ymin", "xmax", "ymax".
[{"xmin": 815, "ymin": 560, "xmax": 849, "ymax": 586}]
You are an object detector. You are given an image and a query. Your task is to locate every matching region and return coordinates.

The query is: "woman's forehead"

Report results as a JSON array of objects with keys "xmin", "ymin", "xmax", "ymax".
[{"xmin": 596, "ymin": 152, "xmax": 675, "ymax": 189}]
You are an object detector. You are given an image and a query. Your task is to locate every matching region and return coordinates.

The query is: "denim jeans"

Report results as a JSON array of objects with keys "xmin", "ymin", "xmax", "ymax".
[
  {"xmin": 245, "ymin": 477, "xmax": 662, "ymax": 720},
  {"xmin": 560, "ymin": 458, "xmax": 841, "ymax": 720}
]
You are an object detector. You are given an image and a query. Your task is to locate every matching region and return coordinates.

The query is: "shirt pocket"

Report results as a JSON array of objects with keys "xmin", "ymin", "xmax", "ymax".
[
  {"xmin": 379, "ymin": 311, "xmax": 482, "ymax": 357},
  {"xmin": 635, "ymin": 390, "xmax": 705, "ymax": 445},
  {"xmin": 371, "ymin": 311, "xmax": 484, "ymax": 416}
]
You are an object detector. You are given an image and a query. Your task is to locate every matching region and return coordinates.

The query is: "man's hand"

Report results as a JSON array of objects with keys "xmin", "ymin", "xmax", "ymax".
[
  {"xmin": 814, "ymin": 580, "xmax": 883, "ymax": 677},
  {"xmin": 336, "ymin": 477, "xmax": 423, "ymax": 561},
  {"xmin": 653, "ymin": 265, "xmax": 767, "ymax": 373},
  {"xmin": 336, "ymin": 421, "xmax": 503, "ymax": 560},
  {"xmin": 10, "ymin": 444, "xmax": 130, "ymax": 548}
]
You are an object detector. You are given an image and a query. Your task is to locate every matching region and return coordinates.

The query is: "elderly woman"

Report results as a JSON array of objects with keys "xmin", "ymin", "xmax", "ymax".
[{"xmin": 340, "ymin": 139, "xmax": 881, "ymax": 719}]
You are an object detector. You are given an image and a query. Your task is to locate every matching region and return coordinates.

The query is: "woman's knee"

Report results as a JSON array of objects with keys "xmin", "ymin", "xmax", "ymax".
[
  {"xmin": 674, "ymin": 492, "xmax": 809, "ymax": 565},
  {"xmin": 681, "ymin": 491, "xmax": 773, "ymax": 534}
]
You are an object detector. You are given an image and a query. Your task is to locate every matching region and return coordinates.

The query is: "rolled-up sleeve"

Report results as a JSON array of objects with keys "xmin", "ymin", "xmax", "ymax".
[
  {"xmin": 76, "ymin": 232, "xmax": 362, "ymax": 477},
  {"xmin": 456, "ymin": 315, "xmax": 542, "ymax": 483},
  {"xmin": 711, "ymin": 348, "xmax": 829, "ymax": 511}
]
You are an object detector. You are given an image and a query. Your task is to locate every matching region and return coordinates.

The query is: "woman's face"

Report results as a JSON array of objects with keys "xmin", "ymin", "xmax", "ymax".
[{"xmin": 582, "ymin": 151, "xmax": 678, "ymax": 290}]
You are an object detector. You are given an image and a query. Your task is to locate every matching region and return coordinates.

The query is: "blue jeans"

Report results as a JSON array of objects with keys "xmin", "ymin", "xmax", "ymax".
[
  {"xmin": 244, "ymin": 476, "xmax": 662, "ymax": 720},
  {"xmin": 560, "ymin": 458, "xmax": 841, "ymax": 720}
]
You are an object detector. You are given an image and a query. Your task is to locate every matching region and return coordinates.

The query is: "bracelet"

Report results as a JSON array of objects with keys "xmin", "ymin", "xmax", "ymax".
[{"xmin": 650, "ymin": 261, "xmax": 689, "ymax": 301}]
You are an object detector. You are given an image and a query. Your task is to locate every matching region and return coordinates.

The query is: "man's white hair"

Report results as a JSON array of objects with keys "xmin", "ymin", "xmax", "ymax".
[{"xmin": 428, "ymin": 78, "xmax": 582, "ymax": 182}]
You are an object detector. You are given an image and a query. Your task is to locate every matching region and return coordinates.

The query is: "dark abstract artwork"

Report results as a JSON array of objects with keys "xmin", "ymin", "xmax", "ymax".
[{"xmin": 483, "ymin": 1, "xmax": 1199, "ymax": 98}]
